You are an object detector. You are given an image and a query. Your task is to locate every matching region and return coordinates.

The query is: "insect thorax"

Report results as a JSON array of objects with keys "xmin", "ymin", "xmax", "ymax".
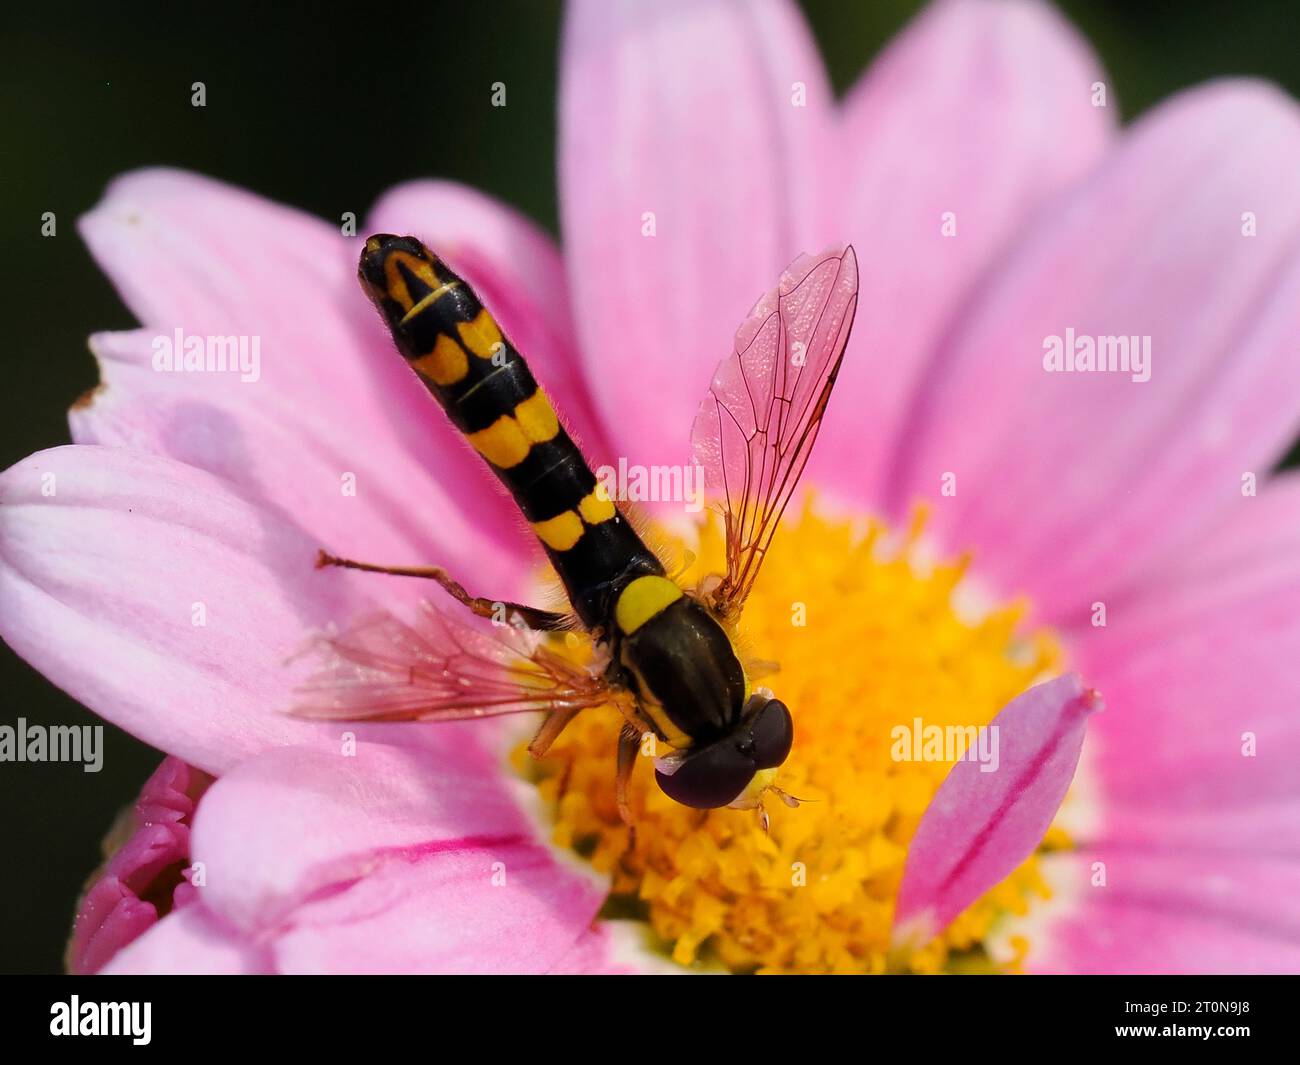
[{"xmin": 612, "ymin": 578, "xmax": 746, "ymax": 750}]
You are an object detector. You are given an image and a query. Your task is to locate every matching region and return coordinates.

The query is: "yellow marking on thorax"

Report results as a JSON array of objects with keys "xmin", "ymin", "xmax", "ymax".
[
  {"xmin": 642, "ymin": 696, "xmax": 693, "ymax": 750},
  {"xmin": 412, "ymin": 334, "xmax": 469, "ymax": 386},
  {"xmin": 532, "ymin": 511, "xmax": 584, "ymax": 551},
  {"xmin": 401, "ymin": 280, "xmax": 461, "ymax": 324},
  {"xmin": 458, "ymin": 309, "xmax": 503, "ymax": 359},
  {"xmin": 615, "ymin": 645, "xmax": 692, "ymax": 748},
  {"xmin": 615, "ymin": 575, "xmax": 683, "ymax": 635}
]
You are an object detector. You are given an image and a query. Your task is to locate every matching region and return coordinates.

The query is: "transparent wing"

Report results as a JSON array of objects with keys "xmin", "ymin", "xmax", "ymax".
[
  {"xmin": 691, "ymin": 246, "xmax": 859, "ymax": 619},
  {"xmin": 291, "ymin": 601, "xmax": 616, "ymax": 722}
]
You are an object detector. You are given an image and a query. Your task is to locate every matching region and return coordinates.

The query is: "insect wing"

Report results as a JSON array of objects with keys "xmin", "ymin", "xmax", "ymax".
[
  {"xmin": 292, "ymin": 601, "xmax": 614, "ymax": 722},
  {"xmin": 691, "ymin": 246, "xmax": 859, "ymax": 618}
]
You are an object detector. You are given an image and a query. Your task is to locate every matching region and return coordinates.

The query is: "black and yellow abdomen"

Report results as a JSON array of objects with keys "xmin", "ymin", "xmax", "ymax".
[{"xmin": 357, "ymin": 235, "xmax": 662, "ymax": 628}]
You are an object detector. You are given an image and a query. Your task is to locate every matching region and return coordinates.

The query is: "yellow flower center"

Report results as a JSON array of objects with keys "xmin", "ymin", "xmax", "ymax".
[{"xmin": 517, "ymin": 503, "xmax": 1067, "ymax": 974}]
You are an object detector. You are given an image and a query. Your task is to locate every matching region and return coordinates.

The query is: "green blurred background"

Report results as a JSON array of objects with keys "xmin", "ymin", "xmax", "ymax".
[{"xmin": 2, "ymin": 0, "xmax": 1298, "ymax": 973}]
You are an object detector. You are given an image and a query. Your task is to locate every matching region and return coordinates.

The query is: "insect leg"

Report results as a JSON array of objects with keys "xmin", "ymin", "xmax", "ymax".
[
  {"xmin": 316, "ymin": 550, "xmax": 569, "ymax": 630},
  {"xmin": 527, "ymin": 705, "xmax": 584, "ymax": 758},
  {"xmin": 615, "ymin": 723, "xmax": 641, "ymax": 825}
]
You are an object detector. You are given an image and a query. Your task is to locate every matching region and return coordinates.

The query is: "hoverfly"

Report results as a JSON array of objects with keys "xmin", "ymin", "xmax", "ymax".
[{"xmin": 298, "ymin": 235, "xmax": 858, "ymax": 824}]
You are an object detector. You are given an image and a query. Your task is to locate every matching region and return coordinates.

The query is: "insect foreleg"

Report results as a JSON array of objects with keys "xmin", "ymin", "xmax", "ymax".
[{"xmin": 315, "ymin": 550, "xmax": 569, "ymax": 631}]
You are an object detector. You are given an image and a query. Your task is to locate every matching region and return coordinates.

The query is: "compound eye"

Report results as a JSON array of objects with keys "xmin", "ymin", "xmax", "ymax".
[
  {"xmin": 654, "ymin": 741, "xmax": 756, "ymax": 809},
  {"xmin": 750, "ymin": 698, "xmax": 794, "ymax": 770}
]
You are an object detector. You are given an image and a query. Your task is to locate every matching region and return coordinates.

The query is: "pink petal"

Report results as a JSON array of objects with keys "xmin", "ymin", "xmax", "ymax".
[
  {"xmin": 366, "ymin": 180, "xmax": 613, "ymax": 464},
  {"xmin": 545, "ymin": 921, "xmax": 687, "ymax": 974},
  {"xmin": 1070, "ymin": 474, "xmax": 1300, "ymax": 812},
  {"xmin": 1081, "ymin": 801, "xmax": 1300, "ymax": 859},
  {"xmin": 1080, "ymin": 625, "xmax": 1300, "ymax": 809},
  {"xmin": 101, "ymin": 904, "xmax": 271, "ymax": 975},
  {"xmin": 68, "ymin": 757, "xmax": 210, "ymax": 974},
  {"xmin": 190, "ymin": 745, "xmax": 606, "ymax": 974},
  {"xmin": 70, "ymin": 881, "xmax": 159, "ymax": 976},
  {"xmin": 0, "ymin": 445, "xmax": 426, "ymax": 773},
  {"xmin": 546, "ymin": 924, "xmax": 638, "ymax": 975},
  {"xmin": 1024, "ymin": 475, "xmax": 1300, "ymax": 974},
  {"xmin": 560, "ymin": 0, "xmax": 834, "ymax": 469},
  {"xmin": 190, "ymin": 744, "xmax": 531, "ymax": 934},
  {"xmin": 272, "ymin": 839, "xmax": 603, "ymax": 974},
  {"xmin": 1028, "ymin": 852, "xmax": 1300, "ymax": 974},
  {"xmin": 1094, "ymin": 471, "xmax": 1300, "ymax": 621},
  {"xmin": 74, "ymin": 168, "xmax": 530, "ymax": 585},
  {"xmin": 817, "ymin": 0, "xmax": 1115, "ymax": 503},
  {"xmin": 887, "ymin": 82, "xmax": 1300, "ymax": 619},
  {"xmin": 893, "ymin": 674, "xmax": 1100, "ymax": 940}
]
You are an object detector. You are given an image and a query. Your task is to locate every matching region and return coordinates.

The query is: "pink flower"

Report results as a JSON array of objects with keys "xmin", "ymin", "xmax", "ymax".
[
  {"xmin": 5, "ymin": 0, "xmax": 1299, "ymax": 973},
  {"xmin": 66, "ymin": 757, "xmax": 211, "ymax": 975}
]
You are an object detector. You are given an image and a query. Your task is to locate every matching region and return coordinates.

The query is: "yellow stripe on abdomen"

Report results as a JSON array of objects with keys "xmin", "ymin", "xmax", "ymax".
[
  {"xmin": 457, "ymin": 309, "xmax": 503, "ymax": 359},
  {"xmin": 578, "ymin": 488, "xmax": 616, "ymax": 524},
  {"xmin": 466, "ymin": 390, "xmax": 562, "ymax": 469},
  {"xmin": 513, "ymin": 390, "xmax": 559, "ymax": 443},
  {"xmin": 532, "ymin": 511, "xmax": 585, "ymax": 551},
  {"xmin": 411, "ymin": 333, "xmax": 469, "ymax": 386}
]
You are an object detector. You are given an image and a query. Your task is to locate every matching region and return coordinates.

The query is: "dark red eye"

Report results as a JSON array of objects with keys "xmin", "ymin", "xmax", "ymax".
[
  {"xmin": 750, "ymin": 698, "xmax": 794, "ymax": 770},
  {"xmin": 654, "ymin": 741, "xmax": 756, "ymax": 809}
]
